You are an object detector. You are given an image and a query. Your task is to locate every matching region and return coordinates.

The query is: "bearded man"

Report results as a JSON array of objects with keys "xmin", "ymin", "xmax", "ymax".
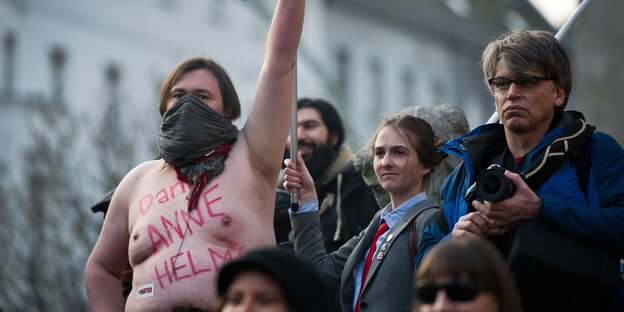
[{"xmin": 276, "ymin": 98, "xmax": 379, "ymax": 252}]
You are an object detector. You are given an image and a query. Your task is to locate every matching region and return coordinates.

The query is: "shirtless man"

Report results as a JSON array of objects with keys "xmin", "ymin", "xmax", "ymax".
[{"xmin": 84, "ymin": 1, "xmax": 306, "ymax": 311}]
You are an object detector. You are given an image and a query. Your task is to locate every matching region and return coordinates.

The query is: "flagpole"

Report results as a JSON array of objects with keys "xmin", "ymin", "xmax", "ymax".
[{"xmin": 290, "ymin": 56, "xmax": 300, "ymax": 212}]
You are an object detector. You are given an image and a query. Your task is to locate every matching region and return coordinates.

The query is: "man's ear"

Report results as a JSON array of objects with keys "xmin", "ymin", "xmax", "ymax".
[
  {"xmin": 223, "ymin": 108, "xmax": 232, "ymax": 120},
  {"xmin": 330, "ymin": 132, "xmax": 339, "ymax": 147},
  {"xmin": 554, "ymin": 85, "xmax": 565, "ymax": 108}
]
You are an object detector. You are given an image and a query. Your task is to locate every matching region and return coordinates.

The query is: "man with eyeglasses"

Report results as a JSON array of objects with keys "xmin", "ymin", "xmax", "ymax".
[{"xmin": 416, "ymin": 30, "xmax": 624, "ymax": 311}]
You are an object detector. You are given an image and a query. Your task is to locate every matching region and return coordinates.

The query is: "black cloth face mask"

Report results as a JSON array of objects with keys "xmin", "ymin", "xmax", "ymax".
[{"xmin": 158, "ymin": 94, "xmax": 239, "ymax": 211}]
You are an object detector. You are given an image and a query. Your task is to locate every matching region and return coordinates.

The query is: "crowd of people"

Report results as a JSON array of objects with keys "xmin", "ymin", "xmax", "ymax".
[{"xmin": 85, "ymin": 1, "xmax": 624, "ymax": 311}]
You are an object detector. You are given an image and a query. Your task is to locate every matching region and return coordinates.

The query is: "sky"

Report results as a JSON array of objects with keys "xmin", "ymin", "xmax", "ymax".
[{"xmin": 528, "ymin": 0, "xmax": 581, "ymax": 28}]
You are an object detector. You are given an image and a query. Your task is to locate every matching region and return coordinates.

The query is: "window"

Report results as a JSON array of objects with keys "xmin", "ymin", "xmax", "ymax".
[
  {"xmin": 105, "ymin": 63, "xmax": 121, "ymax": 106},
  {"xmin": 401, "ymin": 68, "xmax": 415, "ymax": 107},
  {"xmin": 369, "ymin": 57, "xmax": 384, "ymax": 115},
  {"xmin": 206, "ymin": 0, "xmax": 227, "ymax": 27},
  {"xmin": 156, "ymin": 0, "xmax": 177, "ymax": 11},
  {"xmin": 49, "ymin": 46, "xmax": 67, "ymax": 104},
  {"xmin": 2, "ymin": 31, "xmax": 16, "ymax": 98},
  {"xmin": 336, "ymin": 46, "xmax": 350, "ymax": 100}
]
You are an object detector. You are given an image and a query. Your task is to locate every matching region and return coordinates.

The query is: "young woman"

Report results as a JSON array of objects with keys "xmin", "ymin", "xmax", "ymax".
[
  {"xmin": 414, "ymin": 238, "xmax": 522, "ymax": 312},
  {"xmin": 283, "ymin": 114, "xmax": 445, "ymax": 312}
]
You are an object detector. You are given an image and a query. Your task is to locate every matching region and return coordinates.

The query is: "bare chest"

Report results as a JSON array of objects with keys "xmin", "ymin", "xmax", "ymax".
[
  {"xmin": 125, "ymin": 168, "xmax": 276, "ymax": 306},
  {"xmin": 127, "ymin": 170, "xmax": 273, "ymax": 258}
]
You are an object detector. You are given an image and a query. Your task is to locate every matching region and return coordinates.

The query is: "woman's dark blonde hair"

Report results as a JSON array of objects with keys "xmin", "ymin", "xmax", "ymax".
[
  {"xmin": 159, "ymin": 57, "xmax": 241, "ymax": 119},
  {"xmin": 415, "ymin": 239, "xmax": 523, "ymax": 312},
  {"xmin": 370, "ymin": 113, "xmax": 446, "ymax": 176}
]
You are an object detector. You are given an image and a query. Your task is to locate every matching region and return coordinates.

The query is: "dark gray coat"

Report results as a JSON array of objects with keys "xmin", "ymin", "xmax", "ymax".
[{"xmin": 291, "ymin": 197, "xmax": 438, "ymax": 312}]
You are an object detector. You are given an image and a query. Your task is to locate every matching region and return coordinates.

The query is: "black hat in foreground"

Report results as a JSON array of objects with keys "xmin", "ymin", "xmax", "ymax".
[{"xmin": 217, "ymin": 247, "xmax": 335, "ymax": 312}]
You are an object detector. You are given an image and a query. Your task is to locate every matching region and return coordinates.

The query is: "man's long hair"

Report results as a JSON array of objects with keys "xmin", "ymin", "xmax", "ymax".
[{"xmin": 159, "ymin": 57, "xmax": 241, "ymax": 120}]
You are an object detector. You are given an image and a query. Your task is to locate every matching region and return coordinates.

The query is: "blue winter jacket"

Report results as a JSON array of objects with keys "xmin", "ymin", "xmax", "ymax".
[
  {"xmin": 418, "ymin": 116, "xmax": 624, "ymax": 261},
  {"xmin": 416, "ymin": 112, "xmax": 624, "ymax": 307}
]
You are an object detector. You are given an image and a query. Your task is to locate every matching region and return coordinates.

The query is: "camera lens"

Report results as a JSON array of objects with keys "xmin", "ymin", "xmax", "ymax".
[
  {"xmin": 481, "ymin": 174, "xmax": 502, "ymax": 196},
  {"xmin": 474, "ymin": 165, "xmax": 516, "ymax": 202}
]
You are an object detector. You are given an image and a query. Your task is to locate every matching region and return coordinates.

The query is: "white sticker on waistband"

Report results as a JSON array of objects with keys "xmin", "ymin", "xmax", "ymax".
[{"xmin": 136, "ymin": 283, "xmax": 155, "ymax": 299}]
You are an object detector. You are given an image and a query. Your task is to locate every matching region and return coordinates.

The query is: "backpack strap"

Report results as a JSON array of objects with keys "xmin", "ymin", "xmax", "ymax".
[
  {"xmin": 435, "ymin": 208, "xmax": 451, "ymax": 235},
  {"xmin": 410, "ymin": 207, "xmax": 451, "ymax": 260},
  {"xmin": 570, "ymin": 136, "xmax": 592, "ymax": 196},
  {"xmin": 409, "ymin": 218, "xmax": 417, "ymax": 259},
  {"xmin": 409, "ymin": 207, "xmax": 438, "ymax": 259}
]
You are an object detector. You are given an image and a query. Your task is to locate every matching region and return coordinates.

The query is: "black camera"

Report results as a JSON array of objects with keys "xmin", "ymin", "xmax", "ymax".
[{"xmin": 465, "ymin": 164, "xmax": 516, "ymax": 202}]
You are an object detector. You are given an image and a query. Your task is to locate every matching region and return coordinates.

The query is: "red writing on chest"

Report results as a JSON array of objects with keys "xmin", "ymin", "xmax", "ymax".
[
  {"xmin": 153, "ymin": 245, "xmax": 244, "ymax": 289},
  {"xmin": 147, "ymin": 184, "xmax": 226, "ymax": 254},
  {"xmin": 140, "ymin": 181, "xmax": 189, "ymax": 215}
]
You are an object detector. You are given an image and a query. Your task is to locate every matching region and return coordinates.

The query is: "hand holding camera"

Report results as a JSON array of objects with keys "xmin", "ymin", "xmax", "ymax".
[{"xmin": 462, "ymin": 165, "xmax": 541, "ymax": 234}]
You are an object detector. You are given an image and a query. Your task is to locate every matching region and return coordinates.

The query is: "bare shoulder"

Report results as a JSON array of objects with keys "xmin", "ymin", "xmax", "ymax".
[
  {"xmin": 116, "ymin": 160, "xmax": 166, "ymax": 193},
  {"xmin": 125, "ymin": 159, "xmax": 166, "ymax": 180},
  {"xmin": 233, "ymin": 132, "xmax": 281, "ymax": 184}
]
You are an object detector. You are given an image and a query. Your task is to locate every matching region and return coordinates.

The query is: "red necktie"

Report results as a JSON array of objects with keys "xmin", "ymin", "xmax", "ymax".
[{"xmin": 354, "ymin": 220, "xmax": 389, "ymax": 312}]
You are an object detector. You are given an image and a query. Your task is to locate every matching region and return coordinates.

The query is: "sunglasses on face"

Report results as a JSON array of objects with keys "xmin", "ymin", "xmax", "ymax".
[{"xmin": 415, "ymin": 278, "xmax": 481, "ymax": 304}]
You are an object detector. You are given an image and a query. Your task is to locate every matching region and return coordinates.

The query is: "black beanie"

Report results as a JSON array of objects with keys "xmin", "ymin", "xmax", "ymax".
[{"xmin": 217, "ymin": 247, "xmax": 335, "ymax": 312}]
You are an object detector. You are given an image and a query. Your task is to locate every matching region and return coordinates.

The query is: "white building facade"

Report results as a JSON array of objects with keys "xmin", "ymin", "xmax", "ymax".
[{"xmin": 13, "ymin": 0, "xmax": 622, "ymax": 310}]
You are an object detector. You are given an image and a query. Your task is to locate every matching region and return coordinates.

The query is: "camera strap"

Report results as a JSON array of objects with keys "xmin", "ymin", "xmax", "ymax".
[
  {"xmin": 521, "ymin": 112, "xmax": 594, "ymax": 194},
  {"xmin": 435, "ymin": 111, "xmax": 595, "ymax": 236}
]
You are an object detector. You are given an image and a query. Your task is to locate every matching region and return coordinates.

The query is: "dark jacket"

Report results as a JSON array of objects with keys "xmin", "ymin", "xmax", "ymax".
[{"xmin": 316, "ymin": 160, "xmax": 380, "ymax": 251}]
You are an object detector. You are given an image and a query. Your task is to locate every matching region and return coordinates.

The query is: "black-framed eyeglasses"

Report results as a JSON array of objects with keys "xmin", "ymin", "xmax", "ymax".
[
  {"xmin": 414, "ymin": 279, "xmax": 481, "ymax": 304},
  {"xmin": 488, "ymin": 75, "xmax": 556, "ymax": 92}
]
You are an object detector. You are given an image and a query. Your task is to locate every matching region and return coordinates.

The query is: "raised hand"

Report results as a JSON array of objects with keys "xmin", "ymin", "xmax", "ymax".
[{"xmin": 283, "ymin": 151, "xmax": 317, "ymax": 204}]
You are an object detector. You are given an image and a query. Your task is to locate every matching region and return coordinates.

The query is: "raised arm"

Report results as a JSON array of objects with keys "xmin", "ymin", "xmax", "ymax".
[
  {"xmin": 241, "ymin": 0, "xmax": 305, "ymax": 181},
  {"xmin": 284, "ymin": 151, "xmax": 356, "ymax": 283}
]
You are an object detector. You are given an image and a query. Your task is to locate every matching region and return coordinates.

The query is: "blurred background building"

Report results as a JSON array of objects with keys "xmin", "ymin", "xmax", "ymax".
[{"xmin": 0, "ymin": 0, "xmax": 621, "ymax": 309}]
